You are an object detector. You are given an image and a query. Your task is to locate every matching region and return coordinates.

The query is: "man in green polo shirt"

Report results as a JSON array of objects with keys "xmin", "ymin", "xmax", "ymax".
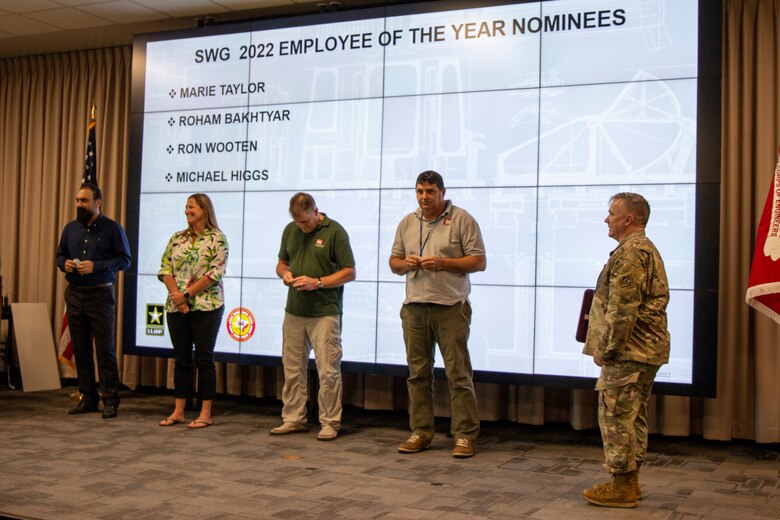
[{"xmin": 271, "ymin": 192, "xmax": 356, "ymax": 441}]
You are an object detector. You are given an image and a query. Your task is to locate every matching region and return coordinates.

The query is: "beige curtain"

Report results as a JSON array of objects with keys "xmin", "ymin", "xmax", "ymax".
[
  {"xmin": 0, "ymin": 46, "xmax": 131, "ymax": 368},
  {"xmin": 2, "ymin": 0, "xmax": 780, "ymax": 441},
  {"xmin": 714, "ymin": 0, "xmax": 780, "ymax": 442}
]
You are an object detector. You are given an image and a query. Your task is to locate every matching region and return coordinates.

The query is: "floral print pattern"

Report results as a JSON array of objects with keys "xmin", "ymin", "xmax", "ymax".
[{"xmin": 158, "ymin": 228, "xmax": 228, "ymax": 313}]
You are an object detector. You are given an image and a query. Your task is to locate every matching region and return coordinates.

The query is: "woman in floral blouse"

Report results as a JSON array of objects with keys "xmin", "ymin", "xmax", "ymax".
[{"xmin": 157, "ymin": 193, "xmax": 228, "ymax": 428}]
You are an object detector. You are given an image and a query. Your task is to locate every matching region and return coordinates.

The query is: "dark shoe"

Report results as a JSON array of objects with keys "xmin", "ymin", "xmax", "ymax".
[
  {"xmin": 68, "ymin": 399, "xmax": 99, "ymax": 415},
  {"xmin": 398, "ymin": 432, "xmax": 432, "ymax": 453},
  {"xmin": 101, "ymin": 403, "xmax": 118, "ymax": 419}
]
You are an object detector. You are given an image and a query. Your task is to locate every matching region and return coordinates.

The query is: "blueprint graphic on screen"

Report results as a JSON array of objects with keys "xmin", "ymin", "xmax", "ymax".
[{"xmin": 128, "ymin": 0, "xmax": 713, "ymax": 387}]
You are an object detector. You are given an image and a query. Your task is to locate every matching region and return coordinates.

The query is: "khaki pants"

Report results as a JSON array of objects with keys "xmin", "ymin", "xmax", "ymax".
[{"xmin": 280, "ymin": 313, "xmax": 343, "ymax": 429}]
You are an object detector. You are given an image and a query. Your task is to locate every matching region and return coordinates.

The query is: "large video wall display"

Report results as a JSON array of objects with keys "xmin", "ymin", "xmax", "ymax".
[{"xmin": 126, "ymin": 0, "xmax": 721, "ymax": 395}]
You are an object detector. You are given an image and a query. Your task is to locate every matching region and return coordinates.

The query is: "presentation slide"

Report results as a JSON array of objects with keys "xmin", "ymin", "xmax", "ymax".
[{"xmin": 126, "ymin": 0, "xmax": 720, "ymax": 393}]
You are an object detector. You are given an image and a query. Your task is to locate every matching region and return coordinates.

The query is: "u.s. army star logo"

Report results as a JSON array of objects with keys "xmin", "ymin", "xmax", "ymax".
[{"xmin": 145, "ymin": 304, "xmax": 165, "ymax": 336}]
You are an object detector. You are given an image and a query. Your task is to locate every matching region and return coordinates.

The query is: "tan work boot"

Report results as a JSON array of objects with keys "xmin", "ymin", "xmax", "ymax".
[
  {"xmin": 633, "ymin": 462, "xmax": 643, "ymax": 500},
  {"xmin": 582, "ymin": 472, "xmax": 638, "ymax": 508}
]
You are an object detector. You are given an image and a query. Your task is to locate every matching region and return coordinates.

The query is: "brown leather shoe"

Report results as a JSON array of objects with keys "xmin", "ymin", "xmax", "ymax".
[
  {"xmin": 583, "ymin": 472, "xmax": 638, "ymax": 508},
  {"xmin": 452, "ymin": 438, "xmax": 475, "ymax": 458},
  {"xmin": 398, "ymin": 432, "xmax": 431, "ymax": 453}
]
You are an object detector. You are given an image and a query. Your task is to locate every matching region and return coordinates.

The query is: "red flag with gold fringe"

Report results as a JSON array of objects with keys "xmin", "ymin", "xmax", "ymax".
[{"xmin": 746, "ymin": 147, "xmax": 780, "ymax": 324}]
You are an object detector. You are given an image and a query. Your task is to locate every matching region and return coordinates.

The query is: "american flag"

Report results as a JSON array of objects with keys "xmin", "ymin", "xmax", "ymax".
[
  {"xmin": 58, "ymin": 105, "xmax": 98, "ymax": 378},
  {"xmin": 81, "ymin": 106, "xmax": 97, "ymax": 185}
]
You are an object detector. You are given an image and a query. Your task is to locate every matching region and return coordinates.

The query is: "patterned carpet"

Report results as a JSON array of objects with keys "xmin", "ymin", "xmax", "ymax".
[{"xmin": 0, "ymin": 387, "xmax": 778, "ymax": 519}]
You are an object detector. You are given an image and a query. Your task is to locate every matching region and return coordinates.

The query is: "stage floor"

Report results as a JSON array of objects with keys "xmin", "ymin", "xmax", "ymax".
[{"xmin": 0, "ymin": 387, "xmax": 778, "ymax": 519}]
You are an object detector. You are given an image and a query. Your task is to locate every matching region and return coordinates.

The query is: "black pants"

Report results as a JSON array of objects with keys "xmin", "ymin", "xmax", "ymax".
[
  {"xmin": 64, "ymin": 284, "xmax": 120, "ymax": 406},
  {"xmin": 167, "ymin": 307, "xmax": 224, "ymax": 401}
]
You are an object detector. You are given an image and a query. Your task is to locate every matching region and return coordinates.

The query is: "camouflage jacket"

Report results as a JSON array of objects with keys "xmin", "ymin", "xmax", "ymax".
[{"xmin": 583, "ymin": 231, "xmax": 670, "ymax": 366}]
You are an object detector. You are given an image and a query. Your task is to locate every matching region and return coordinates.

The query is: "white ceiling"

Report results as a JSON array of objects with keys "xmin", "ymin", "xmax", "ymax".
[
  {"xmin": 0, "ymin": 0, "xmax": 303, "ymax": 36},
  {"xmin": 0, "ymin": 0, "xmax": 310, "ymax": 38},
  {"xmin": 0, "ymin": 0, "xmax": 392, "ymax": 57}
]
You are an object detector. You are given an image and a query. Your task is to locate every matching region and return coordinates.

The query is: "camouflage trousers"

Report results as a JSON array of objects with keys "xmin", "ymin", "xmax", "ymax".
[{"xmin": 596, "ymin": 361, "xmax": 660, "ymax": 474}]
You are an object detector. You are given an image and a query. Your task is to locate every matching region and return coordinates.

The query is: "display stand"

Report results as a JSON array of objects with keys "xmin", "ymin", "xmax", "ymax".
[{"xmin": 10, "ymin": 303, "xmax": 62, "ymax": 392}]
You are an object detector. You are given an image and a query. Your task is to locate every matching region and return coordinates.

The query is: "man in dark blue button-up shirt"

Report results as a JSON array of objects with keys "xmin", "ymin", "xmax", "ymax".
[{"xmin": 56, "ymin": 183, "xmax": 131, "ymax": 418}]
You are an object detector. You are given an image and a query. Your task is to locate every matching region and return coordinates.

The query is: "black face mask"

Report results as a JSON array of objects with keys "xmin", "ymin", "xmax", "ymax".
[{"xmin": 76, "ymin": 207, "xmax": 93, "ymax": 225}]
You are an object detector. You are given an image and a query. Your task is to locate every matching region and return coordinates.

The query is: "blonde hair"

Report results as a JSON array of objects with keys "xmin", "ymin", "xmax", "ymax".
[{"xmin": 187, "ymin": 193, "xmax": 220, "ymax": 231}]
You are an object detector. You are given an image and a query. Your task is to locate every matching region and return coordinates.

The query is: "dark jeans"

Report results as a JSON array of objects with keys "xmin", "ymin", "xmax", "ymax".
[
  {"xmin": 167, "ymin": 306, "xmax": 224, "ymax": 401},
  {"xmin": 64, "ymin": 284, "xmax": 120, "ymax": 406}
]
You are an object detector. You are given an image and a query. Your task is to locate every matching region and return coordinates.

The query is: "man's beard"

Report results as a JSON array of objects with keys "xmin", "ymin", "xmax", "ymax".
[{"xmin": 76, "ymin": 208, "xmax": 93, "ymax": 225}]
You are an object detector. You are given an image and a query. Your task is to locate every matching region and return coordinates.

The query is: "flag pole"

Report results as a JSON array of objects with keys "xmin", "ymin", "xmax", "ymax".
[{"xmin": 59, "ymin": 105, "xmax": 100, "ymax": 379}]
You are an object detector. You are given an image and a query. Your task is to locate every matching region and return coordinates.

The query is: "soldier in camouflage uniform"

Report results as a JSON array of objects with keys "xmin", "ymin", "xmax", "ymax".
[{"xmin": 582, "ymin": 192, "xmax": 670, "ymax": 508}]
